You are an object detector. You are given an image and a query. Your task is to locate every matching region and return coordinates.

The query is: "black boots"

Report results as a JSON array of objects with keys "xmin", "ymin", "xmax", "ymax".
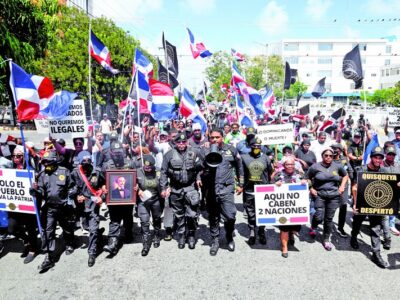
[
  {"xmin": 188, "ymin": 231, "xmax": 196, "ymax": 250},
  {"xmin": 88, "ymin": 255, "xmax": 96, "ymax": 267},
  {"xmin": 141, "ymin": 238, "xmax": 150, "ymax": 257},
  {"xmin": 153, "ymin": 231, "xmax": 161, "ymax": 248},
  {"xmin": 38, "ymin": 254, "xmax": 55, "ymax": 273},
  {"xmin": 350, "ymin": 236, "xmax": 359, "ymax": 249},
  {"xmin": 103, "ymin": 237, "xmax": 119, "ymax": 255},
  {"xmin": 258, "ymin": 228, "xmax": 266, "ymax": 245},
  {"xmin": 372, "ymin": 252, "xmax": 389, "ymax": 269},
  {"xmin": 178, "ymin": 235, "xmax": 185, "ymax": 249},
  {"xmin": 210, "ymin": 238, "xmax": 219, "ymax": 256}
]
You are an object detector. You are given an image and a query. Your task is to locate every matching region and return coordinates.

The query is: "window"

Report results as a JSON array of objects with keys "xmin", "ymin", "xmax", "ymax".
[
  {"xmin": 385, "ymin": 59, "xmax": 391, "ymax": 66},
  {"xmin": 318, "ymin": 57, "xmax": 332, "ymax": 64},
  {"xmin": 386, "ymin": 69, "xmax": 389, "ymax": 76},
  {"xmin": 284, "ymin": 56, "xmax": 298, "ymax": 64},
  {"xmin": 318, "ymin": 70, "xmax": 332, "ymax": 77},
  {"xmin": 352, "ymin": 43, "xmax": 367, "ymax": 51},
  {"xmin": 325, "ymin": 83, "xmax": 331, "ymax": 92},
  {"xmin": 386, "ymin": 45, "xmax": 392, "ymax": 54},
  {"xmin": 371, "ymin": 73, "xmax": 377, "ymax": 77},
  {"xmin": 306, "ymin": 72, "xmax": 312, "ymax": 77},
  {"xmin": 381, "ymin": 70, "xmax": 385, "ymax": 77},
  {"xmin": 318, "ymin": 43, "xmax": 333, "ymax": 51},
  {"xmin": 284, "ymin": 43, "xmax": 299, "ymax": 51}
]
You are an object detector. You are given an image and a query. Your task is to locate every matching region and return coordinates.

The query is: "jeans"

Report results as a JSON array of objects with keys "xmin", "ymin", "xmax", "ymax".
[{"xmin": 311, "ymin": 195, "xmax": 340, "ymax": 241}]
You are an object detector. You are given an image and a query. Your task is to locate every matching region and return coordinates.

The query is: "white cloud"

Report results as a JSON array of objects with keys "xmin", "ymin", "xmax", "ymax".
[
  {"xmin": 258, "ymin": 1, "xmax": 288, "ymax": 36},
  {"xmin": 305, "ymin": 0, "xmax": 332, "ymax": 21},
  {"xmin": 92, "ymin": 0, "xmax": 163, "ymax": 25},
  {"xmin": 180, "ymin": 0, "xmax": 216, "ymax": 14},
  {"xmin": 343, "ymin": 25, "xmax": 361, "ymax": 39},
  {"xmin": 365, "ymin": 0, "xmax": 400, "ymax": 15}
]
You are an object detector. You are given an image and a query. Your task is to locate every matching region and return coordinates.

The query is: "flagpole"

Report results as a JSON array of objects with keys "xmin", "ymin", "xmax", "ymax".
[
  {"xmin": 134, "ymin": 68, "xmax": 144, "ymax": 167},
  {"xmin": 88, "ymin": 20, "xmax": 93, "ymax": 122},
  {"xmin": 0, "ymin": 58, "xmax": 12, "ymax": 66},
  {"xmin": 362, "ymin": 88, "xmax": 368, "ymax": 155},
  {"xmin": 121, "ymin": 55, "xmax": 136, "ymax": 143},
  {"xmin": 162, "ymin": 31, "xmax": 170, "ymax": 85}
]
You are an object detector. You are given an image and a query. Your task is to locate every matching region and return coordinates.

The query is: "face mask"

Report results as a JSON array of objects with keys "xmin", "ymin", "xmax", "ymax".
[
  {"xmin": 251, "ymin": 148, "xmax": 261, "ymax": 156},
  {"xmin": 144, "ymin": 165, "xmax": 155, "ymax": 174},
  {"xmin": 82, "ymin": 162, "xmax": 93, "ymax": 172},
  {"xmin": 194, "ymin": 132, "xmax": 202, "ymax": 140}
]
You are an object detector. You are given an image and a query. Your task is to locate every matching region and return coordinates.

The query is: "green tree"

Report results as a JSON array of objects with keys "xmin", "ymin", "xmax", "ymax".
[
  {"xmin": 285, "ymin": 81, "xmax": 308, "ymax": 99},
  {"xmin": 205, "ymin": 51, "xmax": 232, "ymax": 101},
  {"xmin": 244, "ymin": 55, "xmax": 267, "ymax": 90},
  {"xmin": 265, "ymin": 55, "xmax": 284, "ymax": 98}
]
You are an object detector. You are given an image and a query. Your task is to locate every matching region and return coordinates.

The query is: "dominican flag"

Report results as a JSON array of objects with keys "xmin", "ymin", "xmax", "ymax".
[
  {"xmin": 291, "ymin": 114, "xmax": 306, "ymax": 122},
  {"xmin": 220, "ymin": 83, "xmax": 229, "ymax": 94},
  {"xmin": 319, "ymin": 108, "xmax": 346, "ymax": 133},
  {"xmin": 135, "ymin": 48, "xmax": 153, "ymax": 78},
  {"xmin": 239, "ymin": 113, "xmax": 254, "ymax": 128},
  {"xmin": 149, "ymin": 78, "xmax": 176, "ymax": 121},
  {"xmin": 233, "ymin": 76, "xmax": 264, "ymax": 116},
  {"xmin": 262, "ymin": 86, "xmax": 275, "ymax": 109},
  {"xmin": 186, "ymin": 28, "xmax": 212, "ymax": 59},
  {"xmin": 40, "ymin": 91, "xmax": 78, "ymax": 120},
  {"xmin": 9, "ymin": 62, "xmax": 41, "ymax": 121},
  {"xmin": 180, "ymin": 88, "xmax": 207, "ymax": 132},
  {"xmin": 89, "ymin": 30, "xmax": 119, "ymax": 74},
  {"xmin": 231, "ymin": 62, "xmax": 244, "ymax": 82},
  {"xmin": 363, "ymin": 133, "xmax": 379, "ymax": 164},
  {"xmin": 231, "ymin": 48, "xmax": 245, "ymax": 62}
]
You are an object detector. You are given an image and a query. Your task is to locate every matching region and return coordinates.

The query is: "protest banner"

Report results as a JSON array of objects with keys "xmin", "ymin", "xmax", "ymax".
[
  {"xmin": 356, "ymin": 172, "xmax": 400, "ymax": 215},
  {"xmin": 34, "ymin": 119, "xmax": 49, "ymax": 134},
  {"xmin": 255, "ymin": 183, "xmax": 309, "ymax": 226},
  {"xmin": 387, "ymin": 108, "xmax": 400, "ymax": 127},
  {"xmin": 257, "ymin": 123, "xmax": 294, "ymax": 145},
  {"xmin": 0, "ymin": 169, "xmax": 36, "ymax": 214},
  {"xmin": 48, "ymin": 99, "xmax": 88, "ymax": 140}
]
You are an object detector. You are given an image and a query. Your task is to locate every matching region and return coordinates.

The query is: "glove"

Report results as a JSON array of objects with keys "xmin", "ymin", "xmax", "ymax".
[{"xmin": 29, "ymin": 187, "xmax": 38, "ymax": 197}]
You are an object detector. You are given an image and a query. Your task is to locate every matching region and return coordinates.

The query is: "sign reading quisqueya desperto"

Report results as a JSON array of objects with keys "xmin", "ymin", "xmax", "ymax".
[
  {"xmin": 356, "ymin": 172, "xmax": 400, "ymax": 215},
  {"xmin": 255, "ymin": 183, "xmax": 309, "ymax": 226}
]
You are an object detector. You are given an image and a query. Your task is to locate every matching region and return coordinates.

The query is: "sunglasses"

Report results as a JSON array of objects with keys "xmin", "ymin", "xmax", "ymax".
[
  {"xmin": 12, "ymin": 154, "xmax": 23, "ymax": 158},
  {"xmin": 323, "ymin": 154, "xmax": 333, "ymax": 158},
  {"xmin": 386, "ymin": 153, "xmax": 396, "ymax": 156}
]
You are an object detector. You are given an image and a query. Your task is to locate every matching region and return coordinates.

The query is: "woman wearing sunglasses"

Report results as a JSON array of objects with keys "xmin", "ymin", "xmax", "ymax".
[
  {"xmin": 5, "ymin": 146, "xmax": 39, "ymax": 264},
  {"xmin": 306, "ymin": 147, "xmax": 349, "ymax": 251}
]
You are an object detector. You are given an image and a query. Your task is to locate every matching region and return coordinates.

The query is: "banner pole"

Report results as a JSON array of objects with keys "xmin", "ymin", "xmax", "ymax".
[{"xmin": 88, "ymin": 20, "xmax": 94, "ymax": 122}]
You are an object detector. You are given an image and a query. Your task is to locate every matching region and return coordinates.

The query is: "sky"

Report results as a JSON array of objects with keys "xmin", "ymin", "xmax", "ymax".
[{"xmin": 91, "ymin": 0, "xmax": 400, "ymax": 91}]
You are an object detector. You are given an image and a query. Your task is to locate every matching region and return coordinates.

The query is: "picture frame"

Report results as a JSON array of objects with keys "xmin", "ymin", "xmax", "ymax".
[{"xmin": 106, "ymin": 170, "xmax": 137, "ymax": 205}]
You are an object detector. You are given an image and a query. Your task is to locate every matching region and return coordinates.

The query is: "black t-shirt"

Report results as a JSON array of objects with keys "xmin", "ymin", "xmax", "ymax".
[
  {"xmin": 347, "ymin": 141, "xmax": 363, "ymax": 169},
  {"xmin": 306, "ymin": 162, "xmax": 347, "ymax": 198},
  {"xmin": 294, "ymin": 148, "xmax": 316, "ymax": 171}
]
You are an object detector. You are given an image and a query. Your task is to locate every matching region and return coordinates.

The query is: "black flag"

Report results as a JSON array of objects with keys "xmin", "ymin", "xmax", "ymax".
[
  {"xmin": 311, "ymin": 77, "xmax": 326, "ymax": 98},
  {"xmin": 284, "ymin": 62, "xmax": 297, "ymax": 90},
  {"xmin": 342, "ymin": 45, "xmax": 363, "ymax": 89},
  {"xmin": 299, "ymin": 104, "xmax": 310, "ymax": 115},
  {"xmin": 157, "ymin": 58, "xmax": 179, "ymax": 89},
  {"xmin": 162, "ymin": 33, "xmax": 179, "ymax": 77}
]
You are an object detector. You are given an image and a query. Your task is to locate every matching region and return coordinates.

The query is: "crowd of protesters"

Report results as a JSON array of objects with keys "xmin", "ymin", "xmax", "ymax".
[{"xmin": 0, "ymin": 106, "xmax": 399, "ymax": 272}]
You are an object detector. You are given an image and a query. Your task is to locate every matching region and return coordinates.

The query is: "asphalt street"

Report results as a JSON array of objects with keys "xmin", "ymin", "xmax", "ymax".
[{"xmin": 0, "ymin": 196, "xmax": 399, "ymax": 300}]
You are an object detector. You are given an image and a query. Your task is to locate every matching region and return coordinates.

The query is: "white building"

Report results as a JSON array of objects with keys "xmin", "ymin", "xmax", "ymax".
[
  {"xmin": 268, "ymin": 38, "xmax": 400, "ymax": 104},
  {"xmin": 380, "ymin": 64, "xmax": 400, "ymax": 89}
]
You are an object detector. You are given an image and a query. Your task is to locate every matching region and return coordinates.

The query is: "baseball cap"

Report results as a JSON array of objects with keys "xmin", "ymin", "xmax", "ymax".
[
  {"xmin": 385, "ymin": 146, "xmax": 396, "ymax": 155},
  {"xmin": 175, "ymin": 133, "xmax": 187, "ymax": 142},
  {"xmin": 370, "ymin": 146, "xmax": 384, "ymax": 158}
]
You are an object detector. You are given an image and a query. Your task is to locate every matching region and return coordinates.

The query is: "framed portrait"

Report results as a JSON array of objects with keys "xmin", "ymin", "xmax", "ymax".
[{"xmin": 106, "ymin": 170, "xmax": 137, "ymax": 205}]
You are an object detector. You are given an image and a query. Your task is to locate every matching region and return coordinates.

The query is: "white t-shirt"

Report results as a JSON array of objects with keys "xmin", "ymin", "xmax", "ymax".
[{"xmin": 100, "ymin": 119, "xmax": 112, "ymax": 134}]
